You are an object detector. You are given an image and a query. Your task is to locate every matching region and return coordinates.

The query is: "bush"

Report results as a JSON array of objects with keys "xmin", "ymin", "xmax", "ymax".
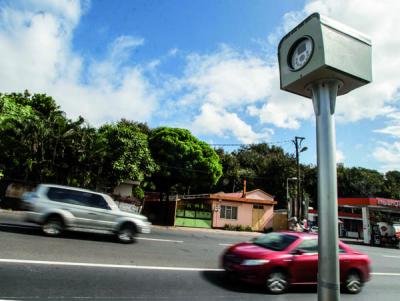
[
  {"xmin": 244, "ymin": 226, "xmax": 252, "ymax": 232},
  {"xmin": 223, "ymin": 224, "xmax": 252, "ymax": 232},
  {"xmin": 264, "ymin": 227, "xmax": 273, "ymax": 233}
]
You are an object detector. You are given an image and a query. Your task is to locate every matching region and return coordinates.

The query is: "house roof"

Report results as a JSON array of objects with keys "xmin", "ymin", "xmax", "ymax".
[
  {"xmin": 178, "ymin": 189, "xmax": 276, "ymax": 205},
  {"xmin": 209, "ymin": 189, "xmax": 276, "ymax": 205}
]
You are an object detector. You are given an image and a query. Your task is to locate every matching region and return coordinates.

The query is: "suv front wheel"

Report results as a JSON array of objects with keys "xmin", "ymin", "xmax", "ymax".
[{"xmin": 42, "ymin": 216, "xmax": 64, "ymax": 237}]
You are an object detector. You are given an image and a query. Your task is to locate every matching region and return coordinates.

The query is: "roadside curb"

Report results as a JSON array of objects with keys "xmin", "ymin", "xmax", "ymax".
[{"xmin": 151, "ymin": 225, "xmax": 261, "ymax": 236}]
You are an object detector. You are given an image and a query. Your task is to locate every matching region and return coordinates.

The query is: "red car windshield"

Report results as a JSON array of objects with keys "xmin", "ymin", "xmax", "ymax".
[{"xmin": 252, "ymin": 233, "xmax": 298, "ymax": 251}]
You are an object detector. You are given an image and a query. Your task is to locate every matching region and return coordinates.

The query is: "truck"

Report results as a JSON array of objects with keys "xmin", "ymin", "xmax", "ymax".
[{"xmin": 371, "ymin": 222, "xmax": 400, "ymax": 248}]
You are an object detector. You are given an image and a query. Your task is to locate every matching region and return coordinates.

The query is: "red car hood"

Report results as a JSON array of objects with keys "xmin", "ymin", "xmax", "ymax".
[{"xmin": 228, "ymin": 242, "xmax": 277, "ymax": 258}]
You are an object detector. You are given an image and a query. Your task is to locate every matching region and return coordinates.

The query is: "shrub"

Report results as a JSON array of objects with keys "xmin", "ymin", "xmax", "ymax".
[{"xmin": 244, "ymin": 226, "xmax": 252, "ymax": 232}]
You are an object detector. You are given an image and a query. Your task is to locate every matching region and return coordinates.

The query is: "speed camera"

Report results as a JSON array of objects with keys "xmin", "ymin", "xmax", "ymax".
[{"xmin": 278, "ymin": 13, "xmax": 372, "ymax": 98}]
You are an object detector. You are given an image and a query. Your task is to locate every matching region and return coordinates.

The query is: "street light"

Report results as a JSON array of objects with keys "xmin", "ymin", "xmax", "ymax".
[{"xmin": 286, "ymin": 177, "xmax": 297, "ymax": 220}]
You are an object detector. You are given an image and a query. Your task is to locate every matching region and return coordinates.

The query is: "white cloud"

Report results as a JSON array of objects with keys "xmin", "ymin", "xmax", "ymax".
[
  {"xmin": 374, "ymin": 112, "xmax": 400, "ymax": 138},
  {"xmin": 181, "ymin": 46, "xmax": 275, "ymax": 109},
  {"xmin": 108, "ymin": 36, "xmax": 144, "ymax": 63},
  {"xmin": 191, "ymin": 103, "xmax": 273, "ymax": 144},
  {"xmin": 373, "ymin": 142, "xmax": 400, "ymax": 172},
  {"xmin": 0, "ymin": 0, "xmax": 158, "ymax": 126},
  {"xmin": 336, "ymin": 149, "xmax": 345, "ymax": 163},
  {"xmin": 166, "ymin": 46, "xmax": 277, "ymax": 140}
]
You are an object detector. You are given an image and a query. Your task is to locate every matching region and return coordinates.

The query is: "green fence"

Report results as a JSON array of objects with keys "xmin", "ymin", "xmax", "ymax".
[{"xmin": 175, "ymin": 203, "xmax": 212, "ymax": 228}]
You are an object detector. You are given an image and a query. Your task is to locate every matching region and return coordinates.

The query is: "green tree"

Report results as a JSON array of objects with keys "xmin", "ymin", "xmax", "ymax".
[
  {"xmin": 221, "ymin": 143, "xmax": 297, "ymax": 208},
  {"xmin": 214, "ymin": 148, "xmax": 249, "ymax": 192},
  {"xmin": 97, "ymin": 120, "xmax": 157, "ymax": 197},
  {"xmin": 337, "ymin": 166, "xmax": 385, "ymax": 197},
  {"xmin": 148, "ymin": 127, "xmax": 222, "ymax": 196},
  {"xmin": 0, "ymin": 92, "xmax": 101, "ymax": 187},
  {"xmin": 382, "ymin": 170, "xmax": 400, "ymax": 199},
  {"xmin": 302, "ymin": 165, "xmax": 318, "ymax": 208},
  {"xmin": 0, "ymin": 91, "xmax": 64, "ymax": 182}
]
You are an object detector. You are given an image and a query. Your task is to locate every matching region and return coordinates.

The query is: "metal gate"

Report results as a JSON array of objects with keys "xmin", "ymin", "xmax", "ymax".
[{"xmin": 175, "ymin": 200, "xmax": 212, "ymax": 228}]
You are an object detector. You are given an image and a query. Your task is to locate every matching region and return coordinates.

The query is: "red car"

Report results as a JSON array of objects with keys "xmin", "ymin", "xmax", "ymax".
[{"xmin": 222, "ymin": 231, "xmax": 370, "ymax": 294}]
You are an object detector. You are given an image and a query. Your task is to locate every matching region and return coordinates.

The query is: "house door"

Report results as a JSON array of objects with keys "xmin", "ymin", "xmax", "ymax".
[{"xmin": 252, "ymin": 204, "xmax": 264, "ymax": 230}]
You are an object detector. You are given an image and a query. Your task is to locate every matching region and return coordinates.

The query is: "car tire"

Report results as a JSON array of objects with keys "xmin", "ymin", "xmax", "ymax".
[
  {"xmin": 42, "ymin": 216, "xmax": 64, "ymax": 237},
  {"xmin": 344, "ymin": 271, "xmax": 362, "ymax": 294},
  {"xmin": 117, "ymin": 223, "xmax": 137, "ymax": 244},
  {"xmin": 266, "ymin": 270, "xmax": 289, "ymax": 294}
]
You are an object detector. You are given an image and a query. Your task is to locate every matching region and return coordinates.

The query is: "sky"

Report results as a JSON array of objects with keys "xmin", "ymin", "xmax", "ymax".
[{"xmin": 0, "ymin": 0, "xmax": 399, "ymax": 173}]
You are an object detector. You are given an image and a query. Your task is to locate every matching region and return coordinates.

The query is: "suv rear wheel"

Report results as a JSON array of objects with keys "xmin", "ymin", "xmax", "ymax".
[
  {"xmin": 117, "ymin": 223, "xmax": 137, "ymax": 244},
  {"xmin": 42, "ymin": 216, "xmax": 64, "ymax": 237}
]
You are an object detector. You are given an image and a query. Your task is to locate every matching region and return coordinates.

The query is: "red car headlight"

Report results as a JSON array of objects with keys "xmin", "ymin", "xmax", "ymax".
[{"xmin": 241, "ymin": 259, "xmax": 270, "ymax": 266}]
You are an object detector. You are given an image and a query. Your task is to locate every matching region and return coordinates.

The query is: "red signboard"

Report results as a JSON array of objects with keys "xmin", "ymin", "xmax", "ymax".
[{"xmin": 376, "ymin": 198, "xmax": 400, "ymax": 208}]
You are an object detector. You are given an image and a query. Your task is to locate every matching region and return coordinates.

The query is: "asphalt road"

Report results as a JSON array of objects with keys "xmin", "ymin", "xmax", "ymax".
[{"xmin": 0, "ymin": 211, "xmax": 400, "ymax": 300}]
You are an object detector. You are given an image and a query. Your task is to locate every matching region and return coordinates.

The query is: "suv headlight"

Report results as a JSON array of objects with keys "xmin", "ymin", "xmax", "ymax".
[{"xmin": 241, "ymin": 259, "xmax": 270, "ymax": 266}]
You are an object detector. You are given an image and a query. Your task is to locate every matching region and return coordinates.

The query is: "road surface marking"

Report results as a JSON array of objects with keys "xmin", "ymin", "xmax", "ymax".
[
  {"xmin": 0, "ymin": 258, "xmax": 224, "ymax": 272},
  {"xmin": 371, "ymin": 272, "xmax": 400, "ymax": 276},
  {"xmin": 382, "ymin": 255, "xmax": 400, "ymax": 259},
  {"xmin": 136, "ymin": 237, "xmax": 184, "ymax": 243},
  {"xmin": 218, "ymin": 243, "xmax": 232, "ymax": 246}
]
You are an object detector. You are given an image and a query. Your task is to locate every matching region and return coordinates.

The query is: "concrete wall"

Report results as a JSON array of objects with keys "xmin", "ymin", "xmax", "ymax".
[{"xmin": 113, "ymin": 183, "xmax": 133, "ymax": 197}]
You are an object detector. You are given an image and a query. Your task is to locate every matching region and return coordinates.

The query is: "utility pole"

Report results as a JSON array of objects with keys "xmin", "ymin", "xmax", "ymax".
[
  {"xmin": 286, "ymin": 177, "xmax": 297, "ymax": 228},
  {"xmin": 292, "ymin": 136, "xmax": 307, "ymax": 220}
]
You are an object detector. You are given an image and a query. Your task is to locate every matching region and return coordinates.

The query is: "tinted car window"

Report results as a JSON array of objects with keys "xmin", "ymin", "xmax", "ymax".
[
  {"xmin": 47, "ymin": 187, "xmax": 109, "ymax": 209},
  {"xmin": 295, "ymin": 239, "xmax": 348, "ymax": 254},
  {"xmin": 296, "ymin": 239, "xmax": 318, "ymax": 253},
  {"xmin": 85, "ymin": 194, "xmax": 110, "ymax": 210},
  {"xmin": 253, "ymin": 233, "xmax": 298, "ymax": 251},
  {"xmin": 47, "ymin": 187, "xmax": 82, "ymax": 206}
]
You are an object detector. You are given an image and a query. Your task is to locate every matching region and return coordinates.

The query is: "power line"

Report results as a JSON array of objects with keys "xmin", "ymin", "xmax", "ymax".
[{"xmin": 210, "ymin": 140, "xmax": 292, "ymax": 147}]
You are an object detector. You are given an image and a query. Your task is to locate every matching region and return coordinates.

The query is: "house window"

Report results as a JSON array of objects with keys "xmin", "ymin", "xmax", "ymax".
[
  {"xmin": 253, "ymin": 204, "xmax": 264, "ymax": 209},
  {"xmin": 220, "ymin": 205, "xmax": 238, "ymax": 220}
]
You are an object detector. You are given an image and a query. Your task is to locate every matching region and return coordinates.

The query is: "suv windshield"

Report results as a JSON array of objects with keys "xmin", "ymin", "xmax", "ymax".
[{"xmin": 253, "ymin": 233, "xmax": 298, "ymax": 251}]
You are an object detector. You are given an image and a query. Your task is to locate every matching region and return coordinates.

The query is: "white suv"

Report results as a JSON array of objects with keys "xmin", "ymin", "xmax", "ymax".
[{"xmin": 23, "ymin": 184, "xmax": 151, "ymax": 243}]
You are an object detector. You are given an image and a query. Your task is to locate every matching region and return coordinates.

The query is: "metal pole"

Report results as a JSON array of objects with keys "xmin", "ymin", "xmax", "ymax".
[
  {"xmin": 286, "ymin": 177, "xmax": 297, "ymax": 220},
  {"xmin": 296, "ymin": 143, "xmax": 300, "ymax": 219},
  {"xmin": 286, "ymin": 178, "xmax": 290, "ymax": 218},
  {"xmin": 310, "ymin": 79, "xmax": 341, "ymax": 301}
]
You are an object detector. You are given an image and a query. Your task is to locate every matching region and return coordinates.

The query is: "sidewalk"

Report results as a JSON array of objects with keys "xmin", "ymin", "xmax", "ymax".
[{"xmin": 340, "ymin": 237, "xmax": 365, "ymax": 246}]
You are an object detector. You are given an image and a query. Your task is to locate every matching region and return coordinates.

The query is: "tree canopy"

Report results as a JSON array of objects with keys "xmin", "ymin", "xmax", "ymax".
[
  {"xmin": 148, "ymin": 127, "xmax": 223, "ymax": 195},
  {"xmin": 97, "ymin": 120, "xmax": 157, "ymax": 197}
]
